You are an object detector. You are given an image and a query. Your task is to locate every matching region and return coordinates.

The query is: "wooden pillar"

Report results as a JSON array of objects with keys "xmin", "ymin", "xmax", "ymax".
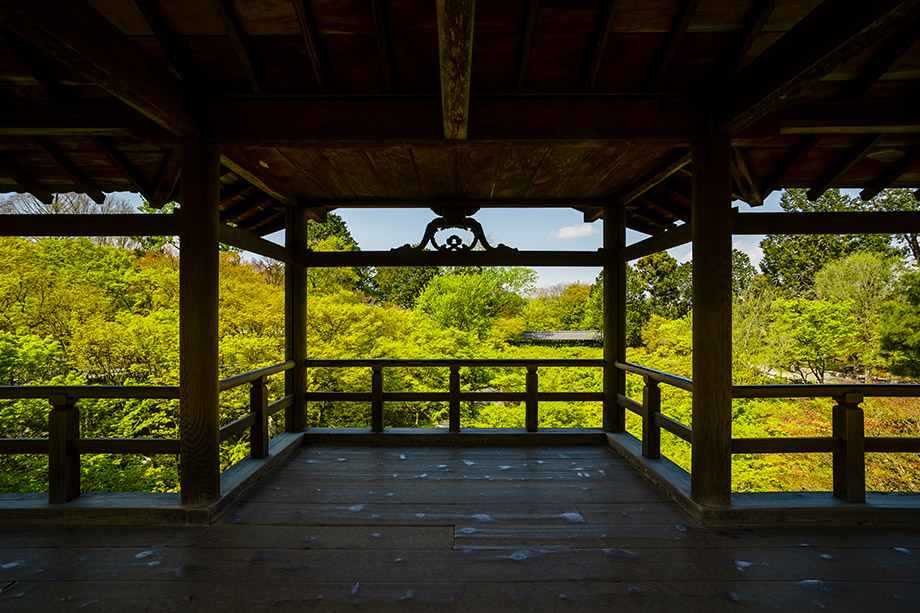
[
  {"xmin": 179, "ymin": 137, "xmax": 221, "ymax": 507},
  {"xmin": 603, "ymin": 206, "xmax": 626, "ymax": 432},
  {"xmin": 285, "ymin": 205, "xmax": 307, "ymax": 431},
  {"xmin": 690, "ymin": 133, "xmax": 733, "ymax": 508},
  {"xmin": 48, "ymin": 395, "xmax": 79, "ymax": 503},
  {"xmin": 833, "ymin": 393, "xmax": 866, "ymax": 503}
]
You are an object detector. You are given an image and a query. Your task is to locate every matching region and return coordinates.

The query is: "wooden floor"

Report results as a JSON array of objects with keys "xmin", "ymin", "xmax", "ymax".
[{"xmin": 1, "ymin": 445, "xmax": 919, "ymax": 611}]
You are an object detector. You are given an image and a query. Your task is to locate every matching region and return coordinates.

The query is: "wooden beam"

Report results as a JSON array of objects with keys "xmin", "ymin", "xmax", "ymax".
[
  {"xmin": 237, "ymin": 206, "xmax": 284, "ymax": 231},
  {"xmin": 0, "ymin": 213, "xmax": 180, "ymax": 237},
  {"xmin": 625, "ymin": 215, "xmax": 660, "ymax": 236},
  {"xmin": 649, "ymin": 0, "xmax": 701, "ymax": 89},
  {"xmin": 220, "ymin": 153, "xmax": 297, "ymax": 208},
  {"xmin": 178, "ymin": 137, "xmax": 221, "ymax": 507},
  {"xmin": 306, "ymin": 207, "xmax": 328, "ymax": 223},
  {"xmin": 218, "ymin": 224, "xmax": 294, "ymax": 263},
  {"xmin": 92, "ymin": 136, "xmax": 152, "ymax": 200},
  {"xmin": 806, "ymin": 133, "xmax": 885, "ymax": 200},
  {"xmin": 292, "ymin": 0, "xmax": 327, "ymax": 93},
  {"xmin": 860, "ymin": 145, "xmax": 920, "ymax": 200},
  {"xmin": 220, "ymin": 193, "xmax": 272, "ymax": 224},
  {"xmin": 611, "ymin": 149, "xmax": 691, "ymax": 206},
  {"xmin": 603, "ymin": 206, "xmax": 626, "ymax": 432},
  {"xmin": 634, "ymin": 198, "xmax": 678, "ymax": 229},
  {"xmin": 134, "ymin": 0, "xmax": 198, "ymax": 84},
  {"xmin": 32, "ymin": 136, "xmax": 106, "ymax": 204},
  {"xmin": 369, "ymin": 0, "xmax": 393, "ymax": 92},
  {"xmin": 759, "ymin": 135, "xmax": 820, "ymax": 197},
  {"xmin": 841, "ymin": 18, "xmax": 920, "ymax": 100},
  {"xmin": 620, "ymin": 222, "xmax": 691, "ymax": 261},
  {"xmin": 0, "ymin": 0, "xmax": 198, "ymax": 136},
  {"xmin": 778, "ymin": 100, "xmax": 920, "ymax": 134},
  {"xmin": 0, "ymin": 151, "xmax": 53, "ymax": 204},
  {"xmin": 436, "ymin": 0, "xmax": 476, "ymax": 139},
  {"xmin": 517, "ymin": 0, "xmax": 540, "ymax": 91},
  {"xmin": 253, "ymin": 215, "xmax": 287, "ymax": 237},
  {"xmin": 286, "ymin": 206, "xmax": 308, "ymax": 431},
  {"xmin": 306, "ymin": 250, "xmax": 603, "ymax": 268},
  {"xmin": 725, "ymin": 0, "xmax": 779, "ymax": 76},
  {"xmin": 649, "ymin": 187, "xmax": 693, "ymax": 220},
  {"xmin": 213, "ymin": 0, "xmax": 264, "ymax": 93},
  {"xmin": 300, "ymin": 198, "xmax": 612, "ymax": 209},
  {"xmin": 219, "ymin": 175, "xmax": 254, "ymax": 204},
  {"xmin": 732, "ymin": 211, "xmax": 920, "ymax": 235},
  {"xmin": 150, "ymin": 148, "xmax": 181, "ymax": 208},
  {"xmin": 0, "ymin": 23, "xmax": 71, "ymax": 100},
  {"xmin": 716, "ymin": 0, "xmax": 920, "ymax": 134},
  {"xmin": 691, "ymin": 133, "xmax": 733, "ymax": 508},
  {"xmin": 584, "ymin": 0, "xmax": 621, "ymax": 90},
  {"xmin": 730, "ymin": 147, "xmax": 763, "ymax": 206},
  {"xmin": 0, "ymin": 102, "xmax": 160, "ymax": 136}
]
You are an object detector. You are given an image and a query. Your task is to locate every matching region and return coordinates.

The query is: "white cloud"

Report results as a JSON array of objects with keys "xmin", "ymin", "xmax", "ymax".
[
  {"xmin": 733, "ymin": 239, "xmax": 763, "ymax": 266},
  {"xmin": 551, "ymin": 224, "xmax": 601, "ymax": 240}
]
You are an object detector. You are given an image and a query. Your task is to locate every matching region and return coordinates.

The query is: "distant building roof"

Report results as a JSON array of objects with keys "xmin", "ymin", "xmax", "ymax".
[{"xmin": 518, "ymin": 330, "xmax": 602, "ymax": 344}]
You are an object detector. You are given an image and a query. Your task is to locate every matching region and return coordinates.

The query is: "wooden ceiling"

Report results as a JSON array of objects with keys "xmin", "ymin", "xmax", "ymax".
[{"xmin": 0, "ymin": 0, "xmax": 918, "ymax": 235}]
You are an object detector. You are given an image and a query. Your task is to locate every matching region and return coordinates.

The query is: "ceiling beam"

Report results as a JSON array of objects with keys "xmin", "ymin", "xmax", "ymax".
[
  {"xmin": 715, "ymin": 0, "xmax": 920, "ymax": 135},
  {"xmin": 292, "ymin": 0, "xmax": 327, "ymax": 93},
  {"xmin": 149, "ymin": 148, "xmax": 181, "ymax": 208},
  {"xmin": 238, "ymin": 205, "xmax": 284, "ymax": 232},
  {"xmin": 369, "ymin": 0, "xmax": 393, "ymax": 92},
  {"xmin": 611, "ymin": 149, "xmax": 691, "ymax": 206},
  {"xmin": 517, "ymin": 0, "xmax": 540, "ymax": 91},
  {"xmin": 725, "ymin": 0, "xmax": 779, "ymax": 76},
  {"xmin": 213, "ymin": 0, "xmax": 264, "ymax": 93},
  {"xmin": 220, "ymin": 154, "xmax": 297, "ymax": 208},
  {"xmin": 584, "ymin": 0, "xmax": 621, "ymax": 90},
  {"xmin": 860, "ymin": 145, "xmax": 920, "ymax": 200},
  {"xmin": 0, "ymin": 102, "xmax": 166, "ymax": 137},
  {"xmin": 134, "ymin": 0, "xmax": 198, "ymax": 84},
  {"xmin": 777, "ymin": 100, "xmax": 920, "ymax": 134},
  {"xmin": 759, "ymin": 134, "xmax": 820, "ymax": 198},
  {"xmin": 649, "ymin": 187, "xmax": 693, "ymax": 220},
  {"xmin": 806, "ymin": 133, "xmax": 885, "ymax": 200},
  {"xmin": 219, "ymin": 177, "xmax": 256, "ymax": 205},
  {"xmin": 221, "ymin": 192, "xmax": 272, "ymax": 224},
  {"xmin": 0, "ymin": 152, "xmax": 54, "ymax": 204},
  {"xmin": 0, "ymin": 24, "xmax": 71, "ymax": 100},
  {"xmin": 649, "ymin": 0, "xmax": 701, "ymax": 90},
  {"xmin": 32, "ymin": 136, "xmax": 106, "ymax": 204},
  {"xmin": 842, "ymin": 18, "xmax": 920, "ymax": 100},
  {"xmin": 730, "ymin": 147, "xmax": 763, "ymax": 206},
  {"xmin": 436, "ymin": 0, "xmax": 476, "ymax": 139},
  {"xmin": 92, "ymin": 136, "xmax": 151, "ymax": 200},
  {"xmin": 0, "ymin": 0, "xmax": 199, "ymax": 137}
]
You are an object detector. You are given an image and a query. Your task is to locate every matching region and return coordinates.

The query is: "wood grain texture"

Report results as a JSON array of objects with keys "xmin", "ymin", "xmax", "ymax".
[
  {"xmin": 285, "ymin": 206, "xmax": 307, "ymax": 431},
  {"xmin": 436, "ymin": 0, "xmax": 475, "ymax": 139}
]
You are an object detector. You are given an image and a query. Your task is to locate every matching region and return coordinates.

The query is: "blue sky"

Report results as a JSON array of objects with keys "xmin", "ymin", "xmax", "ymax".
[{"xmin": 67, "ymin": 189, "xmax": 786, "ymax": 290}]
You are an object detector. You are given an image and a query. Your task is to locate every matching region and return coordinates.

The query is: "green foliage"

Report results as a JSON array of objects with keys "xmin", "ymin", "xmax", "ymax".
[
  {"xmin": 634, "ymin": 252, "xmax": 691, "ymax": 318},
  {"xmin": 523, "ymin": 282, "xmax": 592, "ymax": 331},
  {"xmin": 373, "ymin": 265, "xmax": 440, "ymax": 308},
  {"xmin": 770, "ymin": 298, "xmax": 859, "ymax": 383},
  {"xmin": 879, "ymin": 272, "xmax": 920, "ymax": 379}
]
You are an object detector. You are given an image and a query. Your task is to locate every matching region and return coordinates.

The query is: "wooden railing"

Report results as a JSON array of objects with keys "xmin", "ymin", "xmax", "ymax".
[
  {"xmin": 731, "ymin": 384, "xmax": 920, "ymax": 503},
  {"xmin": 305, "ymin": 359, "xmax": 605, "ymax": 432},
  {"xmin": 615, "ymin": 362, "xmax": 693, "ymax": 459},
  {"xmin": 0, "ymin": 360, "xmax": 294, "ymax": 504}
]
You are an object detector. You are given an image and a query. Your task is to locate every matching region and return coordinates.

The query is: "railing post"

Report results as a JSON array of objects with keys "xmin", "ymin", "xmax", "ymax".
[
  {"xmin": 526, "ymin": 365, "xmax": 538, "ymax": 432},
  {"xmin": 642, "ymin": 376, "xmax": 661, "ymax": 460},
  {"xmin": 48, "ymin": 395, "xmax": 80, "ymax": 503},
  {"xmin": 250, "ymin": 376, "xmax": 269, "ymax": 459},
  {"xmin": 603, "ymin": 205, "xmax": 627, "ymax": 432},
  {"xmin": 285, "ymin": 205, "xmax": 307, "ymax": 431},
  {"xmin": 833, "ymin": 393, "xmax": 865, "ymax": 503},
  {"xmin": 371, "ymin": 365, "xmax": 384, "ymax": 433},
  {"xmin": 449, "ymin": 365, "xmax": 461, "ymax": 433}
]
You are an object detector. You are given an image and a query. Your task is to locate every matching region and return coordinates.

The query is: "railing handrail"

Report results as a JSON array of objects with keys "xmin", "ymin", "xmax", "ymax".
[
  {"xmin": 615, "ymin": 361, "xmax": 693, "ymax": 392},
  {"xmin": 219, "ymin": 360, "xmax": 296, "ymax": 392},
  {"xmin": 732, "ymin": 383, "xmax": 920, "ymax": 398},
  {"xmin": 0, "ymin": 385, "xmax": 179, "ymax": 400},
  {"xmin": 305, "ymin": 358, "xmax": 605, "ymax": 367}
]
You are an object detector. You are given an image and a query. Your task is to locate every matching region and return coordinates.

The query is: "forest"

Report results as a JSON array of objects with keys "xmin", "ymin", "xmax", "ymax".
[{"xmin": 0, "ymin": 188, "xmax": 918, "ymax": 494}]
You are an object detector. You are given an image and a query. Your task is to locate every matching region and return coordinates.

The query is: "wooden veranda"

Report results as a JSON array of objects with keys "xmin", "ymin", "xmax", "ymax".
[{"xmin": 1, "ymin": 0, "xmax": 920, "ymax": 536}]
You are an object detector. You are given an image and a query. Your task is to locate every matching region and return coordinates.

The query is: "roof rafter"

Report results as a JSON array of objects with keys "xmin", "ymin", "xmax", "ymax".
[
  {"xmin": 584, "ymin": 0, "xmax": 621, "ymax": 90},
  {"xmin": 649, "ymin": 0, "xmax": 701, "ymax": 89},
  {"xmin": 221, "ymin": 193, "xmax": 272, "ymax": 224},
  {"xmin": 806, "ymin": 133, "xmax": 886, "ymax": 201},
  {"xmin": 292, "ymin": 0, "xmax": 328, "ymax": 92},
  {"xmin": 860, "ymin": 145, "xmax": 920, "ymax": 200},
  {"xmin": 759, "ymin": 135, "xmax": 820, "ymax": 198},
  {"xmin": 149, "ymin": 148, "xmax": 181, "ymax": 208},
  {"xmin": 611, "ymin": 149, "xmax": 691, "ymax": 206},
  {"xmin": 725, "ymin": 0, "xmax": 779, "ymax": 77},
  {"xmin": 0, "ymin": 152, "xmax": 54, "ymax": 204},
  {"xmin": 369, "ymin": 0, "xmax": 393, "ymax": 92},
  {"xmin": 92, "ymin": 136, "xmax": 152, "ymax": 200},
  {"xmin": 436, "ymin": 0, "xmax": 476, "ymax": 139},
  {"xmin": 134, "ymin": 0, "xmax": 198, "ymax": 84},
  {"xmin": 32, "ymin": 136, "xmax": 106, "ymax": 204},
  {"xmin": 213, "ymin": 0, "xmax": 264, "ymax": 93},
  {"xmin": 0, "ymin": 24, "xmax": 71, "ymax": 100},
  {"xmin": 517, "ymin": 0, "xmax": 540, "ymax": 91},
  {"xmin": 730, "ymin": 147, "xmax": 763, "ymax": 206}
]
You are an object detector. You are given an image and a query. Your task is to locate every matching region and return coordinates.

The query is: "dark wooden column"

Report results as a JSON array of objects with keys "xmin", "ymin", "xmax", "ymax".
[
  {"xmin": 285, "ymin": 205, "xmax": 307, "ymax": 431},
  {"xmin": 603, "ymin": 206, "xmax": 626, "ymax": 432},
  {"xmin": 179, "ymin": 137, "xmax": 221, "ymax": 507},
  {"xmin": 690, "ymin": 134, "xmax": 733, "ymax": 508}
]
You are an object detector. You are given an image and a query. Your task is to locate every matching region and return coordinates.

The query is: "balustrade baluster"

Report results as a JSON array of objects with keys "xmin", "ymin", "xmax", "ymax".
[
  {"xmin": 833, "ymin": 392, "xmax": 866, "ymax": 503},
  {"xmin": 250, "ymin": 376, "xmax": 269, "ymax": 459},
  {"xmin": 48, "ymin": 395, "xmax": 80, "ymax": 503},
  {"xmin": 526, "ymin": 366, "xmax": 538, "ymax": 432},
  {"xmin": 642, "ymin": 376, "xmax": 661, "ymax": 460},
  {"xmin": 371, "ymin": 366, "xmax": 384, "ymax": 433},
  {"xmin": 449, "ymin": 365, "xmax": 461, "ymax": 433}
]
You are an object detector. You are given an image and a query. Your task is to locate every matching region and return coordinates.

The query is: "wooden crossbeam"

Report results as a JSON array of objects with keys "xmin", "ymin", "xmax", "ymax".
[
  {"xmin": 292, "ymin": 0, "xmax": 327, "ymax": 92},
  {"xmin": 716, "ymin": 0, "xmax": 920, "ymax": 135},
  {"xmin": 0, "ymin": 0, "xmax": 198, "ymax": 136},
  {"xmin": 584, "ymin": 0, "xmax": 621, "ymax": 90},
  {"xmin": 307, "ymin": 250, "xmax": 603, "ymax": 268},
  {"xmin": 860, "ymin": 145, "xmax": 920, "ymax": 200},
  {"xmin": 730, "ymin": 147, "xmax": 763, "ymax": 206},
  {"xmin": 32, "ymin": 136, "xmax": 106, "ymax": 204},
  {"xmin": 92, "ymin": 136, "xmax": 152, "ymax": 200},
  {"xmin": 806, "ymin": 133, "xmax": 885, "ymax": 200},
  {"xmin": 517, "ymin": 0, "xmax": 540, "ymax": 90},
  {"xmin": 150, "ymin": 149, "xmax": 181, "ymax": 208},
  {"xmin": 732, "ymin": 211, "xmax": 920, "ymax": 235},
  {"xmin": 300, "ymin": 198, "xmax": 610, "ymax": 209},
  {"xmin": 218, "ymin": 224, "xmax": 293, "ymax": 263},
  {"xmin": 436, "ymin": 0, "xmax": 476, "ymax": 139},
  {"xmin": 649, "ymin": 0, "xmax": 701, "ymax": 89},
  {"xmin": 611, "ymin": 149, "xmax": 691, "ymax": 206},
  {"xmin": 778, "ymin": 100, "xmax": 920, "ymax": 134},
  {"xmin": 0, "ymin": 102, "xmax": 157, "ymax": 136},
  {"xmin": 759, "ymin": 135, "xmax": 820, "ymax": 198},
  {"xmin": 725, "ymin": 0, "xmax": 779, "ymax": 76},
  {"xmin": 0, "ymin": 151, "xmax": 53, "ymax": 204},
  {"xmin": 134, "ymin": 0, "xmax": 198, "ymax": 84},
  {"xmin": 213, "ymin": 0, "xmax": 264, "ymax": 93},
  {"xmin": 619, "ymin": 222, "xmax": 691, "ymax": 261},
  {"xmin": 370, "ymin": 0, "xmax": 393, "ymax": 92}
]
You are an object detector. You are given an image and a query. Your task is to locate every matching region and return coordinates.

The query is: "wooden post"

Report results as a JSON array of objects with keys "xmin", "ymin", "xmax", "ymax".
[
  {"xmin": 48, "ymin": 395, "xmax": 79, "ymax": 503},
  {"xmin": 690, "ymin": 133, "xmax": 733, "ymax": 508},
  {"xmin": 833, "ymin": 393, "xmax": 866, "ymax": 503},
  {"xmin": 603, "ymin": 205, "xmax": 626, "ymax": 432},
  {"xmin": 449, "ymin": 365, "xmax": 461, "ymax": 433},
  {"xmin": 526, "ymin": 365, "xmax": 538, "ymax": 432},
  {"xmin": 371, "ymin": 365, "xmax": 384, "ymax": 433},
  {"xmin": 285, "ymin": 205, "xmax": 307, "ymax": 431},
  {"xmin": 179, "ymin": 137, "xmax": 221, "ymax": 507},
  {"xmin": 250, "ymin": 376, "xmax": 269, "ymax": 459},
  {"xmin": 642, "ymin": 377, "xmax": 661, "ymax": 460}
]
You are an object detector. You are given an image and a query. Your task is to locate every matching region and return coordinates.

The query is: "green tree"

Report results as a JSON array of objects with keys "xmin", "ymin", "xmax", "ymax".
[
  {"xmin": 523, "ymin": 282, "xmax": 592, "ymax": 330},
  {"xmin": 374, "ymin": 265, "xmax": 441, "ymax": 308},
  {"xmin": 770, "ymin": 298, "xmax": 859, "ymax": 383},
  {"xmin": 879, "ymin": 272, "xmax": 920, "ymax": 379},
  {"xmin": 871, "ymin": 189, "xmax": 920, "ymax": 267},
  {"xmin": 732, "ymin": 249, "xmax": 757, "ymax": 298},
  {"xmin": 634, "ymin": 252, "xmax": 692, "ymax": 318}
]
